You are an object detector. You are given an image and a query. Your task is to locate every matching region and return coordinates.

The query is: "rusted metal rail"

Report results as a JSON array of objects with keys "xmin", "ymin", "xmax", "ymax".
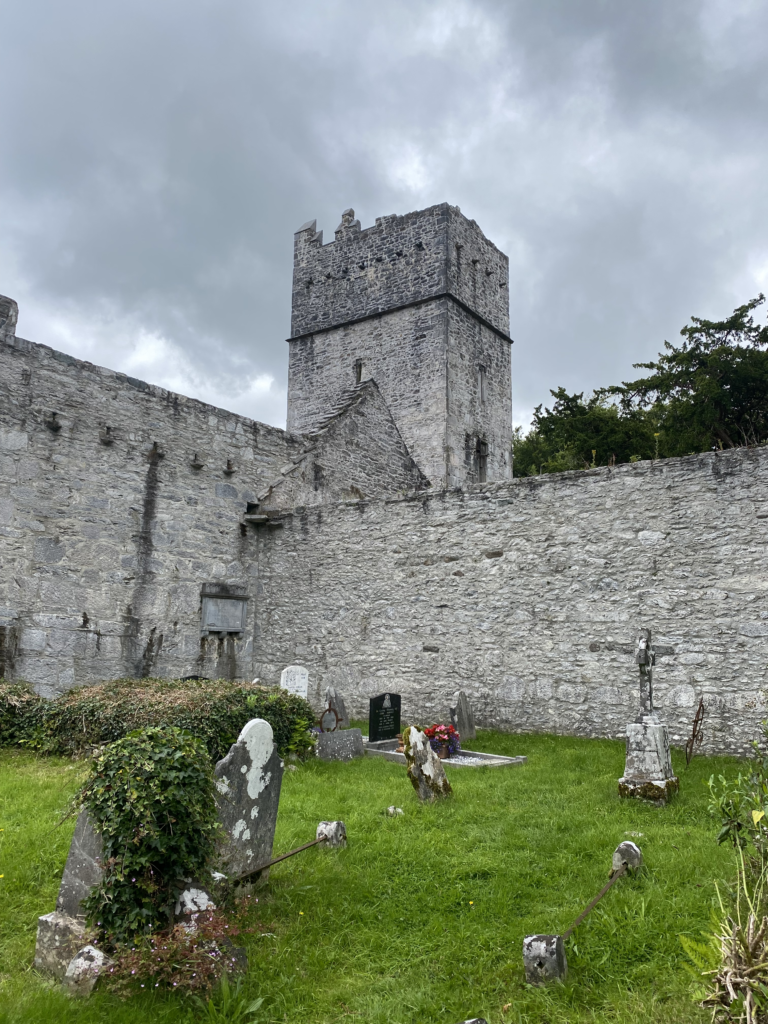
[
  {"xmin": 562, "ymin": 864, "xmax": 626, "ymax": 940},
  {"xmin": 234, "ymin": 835, "xmax": 327, "ymax": 886}
]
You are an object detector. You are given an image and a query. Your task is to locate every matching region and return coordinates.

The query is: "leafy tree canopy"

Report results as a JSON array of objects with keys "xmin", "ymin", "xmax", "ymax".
[{"xmin": 513, "ymin": 295, "xmax": 768, "ymax": 477}]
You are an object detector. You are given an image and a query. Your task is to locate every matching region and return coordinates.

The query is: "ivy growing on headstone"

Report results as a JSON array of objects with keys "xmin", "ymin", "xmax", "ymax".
[{"xmin": 78, "ymin": 725, "xmax": 220, "ymax": 942}]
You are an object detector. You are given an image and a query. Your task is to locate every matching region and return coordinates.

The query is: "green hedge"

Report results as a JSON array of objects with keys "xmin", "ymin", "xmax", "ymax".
[
  {"xmin": 0, "ymin": 681, "xmax": 44, "ymax": 746},
  {"xmin": 0, "ymin": 678, "xmax": 314, "ymax": 761}
]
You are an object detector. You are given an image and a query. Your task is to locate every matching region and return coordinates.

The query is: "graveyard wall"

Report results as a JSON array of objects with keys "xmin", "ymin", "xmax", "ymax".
[
  {"xmin": 0, "ymin": 328, "xmax": 306, "ymax": 694},
  {"xmin": 253, "ymin": 446, "xmax": 768, "ymax": 756}
]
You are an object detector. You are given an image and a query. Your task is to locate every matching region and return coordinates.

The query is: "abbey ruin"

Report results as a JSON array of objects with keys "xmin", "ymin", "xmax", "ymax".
[{"xmin": 1, "ymin": 203, "xmax": 767, "ymax": 755}]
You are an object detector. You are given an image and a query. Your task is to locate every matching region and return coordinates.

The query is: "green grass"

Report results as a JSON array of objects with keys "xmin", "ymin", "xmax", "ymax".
[{"xmin": 0, "ymin": 731, "xmax": 742, "ymax": 1024}]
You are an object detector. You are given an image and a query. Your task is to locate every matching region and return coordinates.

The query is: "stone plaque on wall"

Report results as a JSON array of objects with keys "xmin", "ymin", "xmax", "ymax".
[
  {"xmin": 280, "ymin": 664, "xmax": 309, "ymax": 699},
  {"xmin": 201, "ymin": 596, "xmax": 247, "ymax": 634},
  {"xmin": 369, "ymin": 692, "xmax": 401, "ymax": 742}
]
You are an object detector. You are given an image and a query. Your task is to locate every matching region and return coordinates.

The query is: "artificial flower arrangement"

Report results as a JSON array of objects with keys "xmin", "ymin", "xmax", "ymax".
[{"xmin": 423, "ymin": 723, "xmax": 461, "ymax": 757}]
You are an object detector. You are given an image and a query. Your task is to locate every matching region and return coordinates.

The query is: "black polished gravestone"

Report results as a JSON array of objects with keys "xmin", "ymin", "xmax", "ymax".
[{"xmin": 368, "ymin": 692, "xmax": 401, "ymax": 743}]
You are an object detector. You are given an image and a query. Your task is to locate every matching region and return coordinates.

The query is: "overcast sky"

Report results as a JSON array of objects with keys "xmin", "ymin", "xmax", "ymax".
[{"xmin": 2, "ymin": 0, "xmax": 767, "ymax": 430}]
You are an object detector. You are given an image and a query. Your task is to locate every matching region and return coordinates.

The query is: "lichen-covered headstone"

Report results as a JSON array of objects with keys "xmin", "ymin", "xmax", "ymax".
[
  {"xmin": 280, "ymin": 664, "xmax": 309, "ymax": 699},
  {"xmin": 403, "ymin": 726, "xmax": 452, "ymax": 802},
  {"xmin": 450, "ymin": 690, "xmax": 477, "ymax": 742},
  {"xmin": 324, "ymin": 685, "xmax": 350, "ymax": 729},
  {"xmin": 214, "ymin": 718, "xmax": 283, "ymax": 880},
  {"xmin": 35, "ymin": 810, "xmax": 104, "ymax": 980}
]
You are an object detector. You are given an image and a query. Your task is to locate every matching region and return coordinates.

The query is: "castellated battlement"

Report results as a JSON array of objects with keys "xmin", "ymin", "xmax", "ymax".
[
  {"xmin": 291, "ymin": 203, "xmax": 509, "ymax": 340},
  {"xmin": 287, "ymin": 203, "xmax": 514, "ymax": 489}
]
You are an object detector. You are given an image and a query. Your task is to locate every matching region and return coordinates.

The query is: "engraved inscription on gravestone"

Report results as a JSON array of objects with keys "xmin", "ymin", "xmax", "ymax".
[
  {"xmin": 369, "ymin": 692, "xmax": 401, "ymax": 742},
  {"xmin": 280, "ymin": 665, "xmax": 309, "ymax": 699}
]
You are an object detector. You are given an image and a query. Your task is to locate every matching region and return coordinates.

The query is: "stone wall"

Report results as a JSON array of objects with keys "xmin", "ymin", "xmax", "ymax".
[
  {"xmin": 0, "ymin": 329, "xmax": 304, "ymax": 693},
  {"xmin": 253, "ymin": 447, "xmax": 768, "ymax": 756}
]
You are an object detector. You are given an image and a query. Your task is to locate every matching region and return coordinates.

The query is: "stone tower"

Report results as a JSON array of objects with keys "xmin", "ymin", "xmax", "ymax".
[{"xmin": 286, "ymin": 203, "xmax": 513, "ymax": 488}]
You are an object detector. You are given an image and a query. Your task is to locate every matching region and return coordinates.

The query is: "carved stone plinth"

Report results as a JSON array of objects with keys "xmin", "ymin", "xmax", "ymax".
[{"xmin": 619, "ymin": 713, "xmax": 678, "ymax": 807}]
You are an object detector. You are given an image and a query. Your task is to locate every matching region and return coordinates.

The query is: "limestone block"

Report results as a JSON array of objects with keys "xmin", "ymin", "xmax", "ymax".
[
  {"xmin": 403, "ymin": 726, "xmax": 452, "ymax": 802},
  {"xmin": 620, "ymin": 712, "xmax": 679, "ymax": 806},
  {"xmin": 324, "ymin": 685, "xmax": 350, "ymax": 729},
  {"xmin": 450, "ymin": 690, "xmax": 476, "ymax": 742},
  {"xmin": 56, "ymin": 810, "xmax": 103, "ymax": 919},
  {"xmin": 62, "ymin": 944, "xmax": 113, "ymax": 997},
  {"xmin": 523, "ymin": 934, "xmax": 567, "ymax": 985},
  {"xmin": 34, "ymin": 911, "xmax": 88, "ymax": 980},
  {"xmin": 316, "ymin": 728, "xmax": 364, "ymax": 762},
  {"xmin": 316, "ymin": 820, "xmax": 347, "ymax": 848},
  {"xmin": 623, "ymin": 715, "xmax": 674, "ymax": 781},
  {"xmin": 214, "ymin": 718, "xmax": 283, "ymax": 880}
]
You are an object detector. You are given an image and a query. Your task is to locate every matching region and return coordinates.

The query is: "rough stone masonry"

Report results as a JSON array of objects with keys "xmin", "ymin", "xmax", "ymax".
[{"xmin": 1, "ymin": 202, "xmax": 767, "ymax": 755}]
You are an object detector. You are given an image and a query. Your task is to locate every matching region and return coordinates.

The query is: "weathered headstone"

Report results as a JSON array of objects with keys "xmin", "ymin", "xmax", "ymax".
[
  {"xmin": 316, "ymin": 729, "xmax": 365, "ymax": 761},
  {"xmin": 369, "ymin": 692, "xmax": 401, "ymax": 742},
  {"xmin": 403, "ymin": 726, "xmax": 452, "ymax": 801},
  {"xmin": 214, "ymin": 718, "xmax": 284, "ymax": 880},
  {"xmin": 523, "ymin": 934, "xmax": 567, "ymax": 984},
  {"xmin": 56, "ymin": 810, "xmax": 103, "ymax": 918},
  {"xmin": 450, "ymin": 690, "xmax": 476, "ymax": 742},
  {"xmin": 35, "ymin": 809, "xmax": 104, "ymax": 980},
  {"xmin": 324, "ymin": 685, "xmax": 350, "ymax": 729},
  {"xmin": 618, "ymin": 629, "xmax": 679, "ymax": 806},
  {"xmin": 280, "ymin": 664, "xmax": 309, "ymax": 699}
]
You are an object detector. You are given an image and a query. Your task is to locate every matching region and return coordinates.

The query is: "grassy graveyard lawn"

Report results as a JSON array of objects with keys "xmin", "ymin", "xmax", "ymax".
[{"xmin": 0, "ymin": 730, "xmax": 742, "ymax": 1024}]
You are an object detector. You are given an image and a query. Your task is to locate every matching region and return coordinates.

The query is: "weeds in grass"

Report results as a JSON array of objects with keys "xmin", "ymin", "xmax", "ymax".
[{"xmin": 190, "ymin": 974, "xmax": 264, "ymax": 1023}]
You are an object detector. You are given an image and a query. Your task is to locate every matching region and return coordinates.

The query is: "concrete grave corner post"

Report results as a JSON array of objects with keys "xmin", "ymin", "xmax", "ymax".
[
  {"xmin": 403, "ymin": 726, "xmax": 452, "ymax": 802},
  {"xmin": 214, "ymin": 718, "xmax": 284, "ymax": 881}
]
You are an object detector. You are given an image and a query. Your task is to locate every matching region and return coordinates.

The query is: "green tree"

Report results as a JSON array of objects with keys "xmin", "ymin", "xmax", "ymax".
[
  {"xmin": 607, "ymin": 294, "xmax": 768, "ymax": 453},
  {"xmin": 512, "ymin": 388, "xmax": 658, "ymax": 477}
]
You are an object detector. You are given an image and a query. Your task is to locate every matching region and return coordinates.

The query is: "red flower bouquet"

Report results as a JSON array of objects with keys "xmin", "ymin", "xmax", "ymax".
[{"xmin": 423, "ymin": 723, "xmax": 461, "ymax": 757}]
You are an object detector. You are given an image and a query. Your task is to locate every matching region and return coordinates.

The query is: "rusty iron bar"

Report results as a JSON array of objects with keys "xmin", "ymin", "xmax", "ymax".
[
  {"xmin": 562, "ymin": 865, "xmax": 626, "ymax": 940},
  {"xmin": 234, "ymin": 835, "xmax": 328, "ymax": 886}
]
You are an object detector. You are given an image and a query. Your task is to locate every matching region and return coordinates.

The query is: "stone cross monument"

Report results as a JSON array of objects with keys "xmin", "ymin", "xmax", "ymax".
[{"xmin": 618, "ymin": 628, "xmax": 679, "ymax": 806}]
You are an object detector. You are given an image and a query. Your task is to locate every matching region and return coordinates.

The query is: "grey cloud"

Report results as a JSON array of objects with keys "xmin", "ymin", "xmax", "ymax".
[{"xmin": 1, "ymin": 0, "xmax": 766, "ymax": 428}]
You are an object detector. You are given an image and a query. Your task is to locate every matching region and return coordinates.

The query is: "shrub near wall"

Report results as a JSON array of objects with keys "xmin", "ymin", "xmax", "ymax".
[
  {"xmin": 0, "ymin": 678, "xmax": 314, "ymax": 760},
  {"xmin": 0, "ymin": 680, "xmax": 43, "ymax": 746}
]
